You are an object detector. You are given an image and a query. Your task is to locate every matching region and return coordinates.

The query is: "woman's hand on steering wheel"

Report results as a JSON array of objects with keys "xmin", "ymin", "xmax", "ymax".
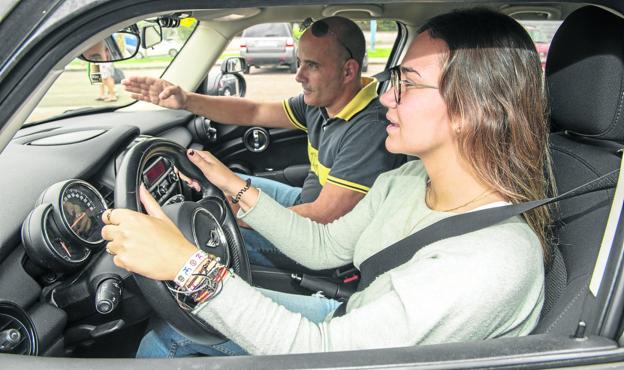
[
  {"xmin": 174, "ymin": 166, "xmax": 202, "ymax": 192},
  {"xmin": 101, "ymin": 184, "xmax": 198, "ymax": 281},
  {"xmin": 186, "ymin": 150, "xmax": 258, "ymax": 207},
  {"xmin": 175, "ymin": 150, "xmax": 245, "ymax": 196}
]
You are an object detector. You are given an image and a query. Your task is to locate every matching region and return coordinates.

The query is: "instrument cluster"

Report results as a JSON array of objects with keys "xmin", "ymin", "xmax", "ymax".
[
  {"xmin": 21, "ymin": 180, "xmax": 107, "ymax": 271},
  {"xmin": 20, "ymin": 156, "xmax": 184, "ymax": 273}
]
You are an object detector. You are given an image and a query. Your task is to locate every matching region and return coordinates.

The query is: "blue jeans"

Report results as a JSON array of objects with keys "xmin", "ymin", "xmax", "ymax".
[
  {"xmin": 237, "ymin": 175, "xmax": 303, "ymax": 268},
  {"xmin": 136, "ymin": 288, "xmax": 341, "ymax": 358}
]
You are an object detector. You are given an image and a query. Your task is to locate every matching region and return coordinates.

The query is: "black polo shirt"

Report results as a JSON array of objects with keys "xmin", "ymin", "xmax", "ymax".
[{"xmin": 282, "ymin": 77, "xmax": 405, "ymax": 203}]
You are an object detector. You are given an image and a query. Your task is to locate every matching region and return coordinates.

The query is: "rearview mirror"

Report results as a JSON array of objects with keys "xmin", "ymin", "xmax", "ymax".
[
  {"xmin": 81, "ymin": 31, "xmax": 140, "ymax": 63},
  {"xmin": 221, "ymin": 57, "xmax": 246, "ymax": 74},
  {"xmin": 141, "ymin": 25, "xmax": 163, "ymax": 49}
]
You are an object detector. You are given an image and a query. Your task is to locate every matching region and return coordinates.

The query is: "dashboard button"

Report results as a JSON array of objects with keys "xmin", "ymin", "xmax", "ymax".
[{"xmin": 169, "ymin": 172, "xmax": 178, "ymax": 183}]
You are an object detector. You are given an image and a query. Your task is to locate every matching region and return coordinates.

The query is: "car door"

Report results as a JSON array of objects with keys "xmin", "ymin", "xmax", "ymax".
[
  {"xmin": 193, "ymin": 70, "xmax": 310, "ymax": 187},
  {"xmin": 205, "ymin": 120, "xmax": 310, "ymax": 186}
]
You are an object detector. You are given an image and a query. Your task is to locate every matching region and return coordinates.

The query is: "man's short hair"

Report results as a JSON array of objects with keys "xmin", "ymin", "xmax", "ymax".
[{"xmin": 305, "ymin": 16, "xmax": 366, "ymax": 71}]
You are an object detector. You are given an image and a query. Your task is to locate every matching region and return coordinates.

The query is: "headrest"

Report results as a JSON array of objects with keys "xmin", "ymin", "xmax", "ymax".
[{"xmin": 547, "ymin": 6, "xmax": 624, "ymax": 142}]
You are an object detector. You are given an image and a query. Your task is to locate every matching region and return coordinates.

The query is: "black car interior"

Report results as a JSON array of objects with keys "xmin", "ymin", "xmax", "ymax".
[{"xmin": 2, "ymin": 1, "xmax": 624, "ymax": 368}]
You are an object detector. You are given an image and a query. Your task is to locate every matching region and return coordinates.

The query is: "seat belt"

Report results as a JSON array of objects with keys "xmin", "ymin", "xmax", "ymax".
[{"xmin": 332, "ymin": 169, "xmax": 619, "ymax": 317}]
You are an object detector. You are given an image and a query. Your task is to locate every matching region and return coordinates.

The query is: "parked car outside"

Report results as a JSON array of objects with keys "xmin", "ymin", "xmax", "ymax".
[
  {"xmin": 534, "ymin": 41, "xmax": 550, "ymax": 70},
  {"xmin": 136, "ymin": 38, "xmax": 180, "ymax": 59},
  {"xmin": 240, "ymin": 22, "xmax": 297, "ymax": 73},
  {"xmin": 521, "ymin": 22, "xmax": 562, "ymax": 70},
  {"xmin": 526, "ymin": 27, "xmax": 550, "ymax": 69}
]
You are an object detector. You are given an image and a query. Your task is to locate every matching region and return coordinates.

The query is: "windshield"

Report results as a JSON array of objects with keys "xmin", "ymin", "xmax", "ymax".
[{"xmin": 25, "ymin": 19, "xmax": 198, "ymax": 124}]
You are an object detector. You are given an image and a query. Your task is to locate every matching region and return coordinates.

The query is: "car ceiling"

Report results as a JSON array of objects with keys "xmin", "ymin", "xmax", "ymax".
[{"xmin": 192, "ymin": 2, "xmax": 586, "ymax": 27}]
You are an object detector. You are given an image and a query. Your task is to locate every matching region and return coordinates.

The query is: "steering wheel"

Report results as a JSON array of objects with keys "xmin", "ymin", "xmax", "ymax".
[{"xmin": 114, "ymin": 137, "xmax": 251, "ymax": 345}]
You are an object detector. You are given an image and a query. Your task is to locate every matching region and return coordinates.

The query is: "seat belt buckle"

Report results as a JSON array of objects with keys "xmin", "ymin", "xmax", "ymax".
[
  {"xmin": 342, "ymin": 273, "xmax": 359, "ymax": 284},
  {"xmin": 333, "ymin": 265, "xmax": 360, "ymax": 283},
  {"xmin": 291, "ymin": 273, "xmax": 355, "ymax": 300},
  {"xmin": 334, "ymin": 265, "xmax": 360, "ymax": 282}
]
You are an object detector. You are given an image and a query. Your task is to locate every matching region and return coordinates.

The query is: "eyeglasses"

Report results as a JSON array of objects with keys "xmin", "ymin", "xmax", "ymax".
[
  {"xmin": 301, "ymin": 18, "xmax": 354, "ymax": 60},
  {"xmin": 377, "ymin": 65, "xmax": 439, "ymax": 105}
]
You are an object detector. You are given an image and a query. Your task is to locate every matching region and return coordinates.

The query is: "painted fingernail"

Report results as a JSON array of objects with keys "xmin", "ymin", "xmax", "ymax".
[{"xmin": 188, "ymin": 149, "xmax": 195, "ymax": 156}]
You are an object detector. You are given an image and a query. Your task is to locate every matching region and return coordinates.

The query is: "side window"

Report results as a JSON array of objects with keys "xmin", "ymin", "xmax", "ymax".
[
  {"xmin": 518, "ymin": 20, "xmax": 564, "ymax": 70},
  {"xmin": 358, "ymin": 20, "xmax": 398, "ymax": 77},
  {"xmin": 26, "ymin": 19, "xmax": 198, "ymax": 124},
  {"xmin": 215, "ymin": 21, "xmax": 398, "ymax": 102}
]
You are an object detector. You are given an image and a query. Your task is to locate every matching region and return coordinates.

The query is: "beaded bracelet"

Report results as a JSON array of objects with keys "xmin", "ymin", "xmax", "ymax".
[
  {"xmin": 169, "ymin": 249, "xmax": 232, "ymax": 310},
  {"xmin": 185, "ymin": 257, "xmax": 219, "ymax": 291},
  {"xmin": 231, "ymin": 178, "xmax": 252, "ymax": 204},
  {"xmin": 174, "ymin": 250, "xmax": 209, "ymax": 287},
  {"xmin": 193, "ymin": 265, "xmax": 231, "ymax": 304}
]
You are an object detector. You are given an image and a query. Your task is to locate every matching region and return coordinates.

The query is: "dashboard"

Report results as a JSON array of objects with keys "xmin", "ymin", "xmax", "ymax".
[{"xmin": 0, "ymin": 109, "xmax": 197, "ymax": 355}]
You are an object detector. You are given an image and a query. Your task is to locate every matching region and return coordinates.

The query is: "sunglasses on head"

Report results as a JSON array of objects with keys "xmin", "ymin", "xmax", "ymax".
[{"xmin": 302, "ymin": 17, "xmax": 354, "ymax": 60}]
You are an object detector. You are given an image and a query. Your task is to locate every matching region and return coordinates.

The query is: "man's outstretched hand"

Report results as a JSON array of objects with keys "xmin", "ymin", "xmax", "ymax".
[{"xmin": 122, "ymin": 76, "xmax": 188, "ymax": 110}]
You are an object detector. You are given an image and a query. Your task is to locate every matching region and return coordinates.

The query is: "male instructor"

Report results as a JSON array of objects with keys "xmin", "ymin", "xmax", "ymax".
[{"xmin": 123, "ymin": 16, "xmax": 404, "ymax": 270}]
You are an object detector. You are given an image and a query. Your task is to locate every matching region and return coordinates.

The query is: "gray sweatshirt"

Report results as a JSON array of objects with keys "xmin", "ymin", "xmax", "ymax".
[{"xmin": 194, "ymin": 160, "xmax": 544, "ymax": 355}]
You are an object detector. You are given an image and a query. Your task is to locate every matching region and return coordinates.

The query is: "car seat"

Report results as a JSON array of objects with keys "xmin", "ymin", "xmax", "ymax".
[{"xmin": 532, "ymin": 6, "xmax": 624, "ymax": 335}]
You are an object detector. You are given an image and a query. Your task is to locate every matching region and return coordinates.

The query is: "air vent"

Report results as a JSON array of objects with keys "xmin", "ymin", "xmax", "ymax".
[
  {"xmin": 0, "ymin": 301, "xmax": 38, "ymax": 356},
  {"xmin": 94, "ymin": 183, "xmax": 114, "ymax": 208}
]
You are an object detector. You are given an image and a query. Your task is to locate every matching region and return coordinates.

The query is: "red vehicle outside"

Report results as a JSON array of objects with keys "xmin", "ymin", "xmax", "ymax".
[
  {"xmin": 523, "ymin": 24, "xmax": 556, "ymax": 70},
  {"xmin": 534, "ymin": 41, "xmax": 550, "ymax": 70}
]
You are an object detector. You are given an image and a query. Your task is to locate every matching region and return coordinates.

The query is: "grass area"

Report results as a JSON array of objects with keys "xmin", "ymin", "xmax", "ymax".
[
  {"xmin": 220, "ymin": 52, "xmax": 238, "ymax": 59},
  {"xmin": 367, "ymin": 47, "xmax": 391, "ymax": 58}
]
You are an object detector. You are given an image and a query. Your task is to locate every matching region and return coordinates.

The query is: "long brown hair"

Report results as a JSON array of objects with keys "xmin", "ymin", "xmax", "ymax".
[{"xmin": 420, "ymin": 8, "xmax": 554, "ymax": 262}]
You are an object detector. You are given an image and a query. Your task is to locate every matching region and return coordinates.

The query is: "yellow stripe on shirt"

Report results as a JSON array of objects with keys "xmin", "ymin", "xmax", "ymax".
[
  {"xmin": 309, "ymin": 143, "xmax": 370, "ymax": 194},
  {"xmin": 327, "ymin": 175, "xmax": 370, "ymax": 194},
  {"xmin": 282, "ymin": 100, "xmax": 307, "ymax": 132}
]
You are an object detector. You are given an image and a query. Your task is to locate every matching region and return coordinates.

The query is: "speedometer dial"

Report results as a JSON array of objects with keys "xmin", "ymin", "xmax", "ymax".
[
  {"xmin": 21, "ymin": 204, "xmax": 92, "ymax": 271},
  {"xmin": 21, "ymin": 179, "xmax": 108, "ymax": 272},
  {"xmin": 60, "ymin": 182, "xmax": 107, "ymax": 245},
  {"xmin": 45, "ymin": 208, "xmax": 90, "ymax": 264}
]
